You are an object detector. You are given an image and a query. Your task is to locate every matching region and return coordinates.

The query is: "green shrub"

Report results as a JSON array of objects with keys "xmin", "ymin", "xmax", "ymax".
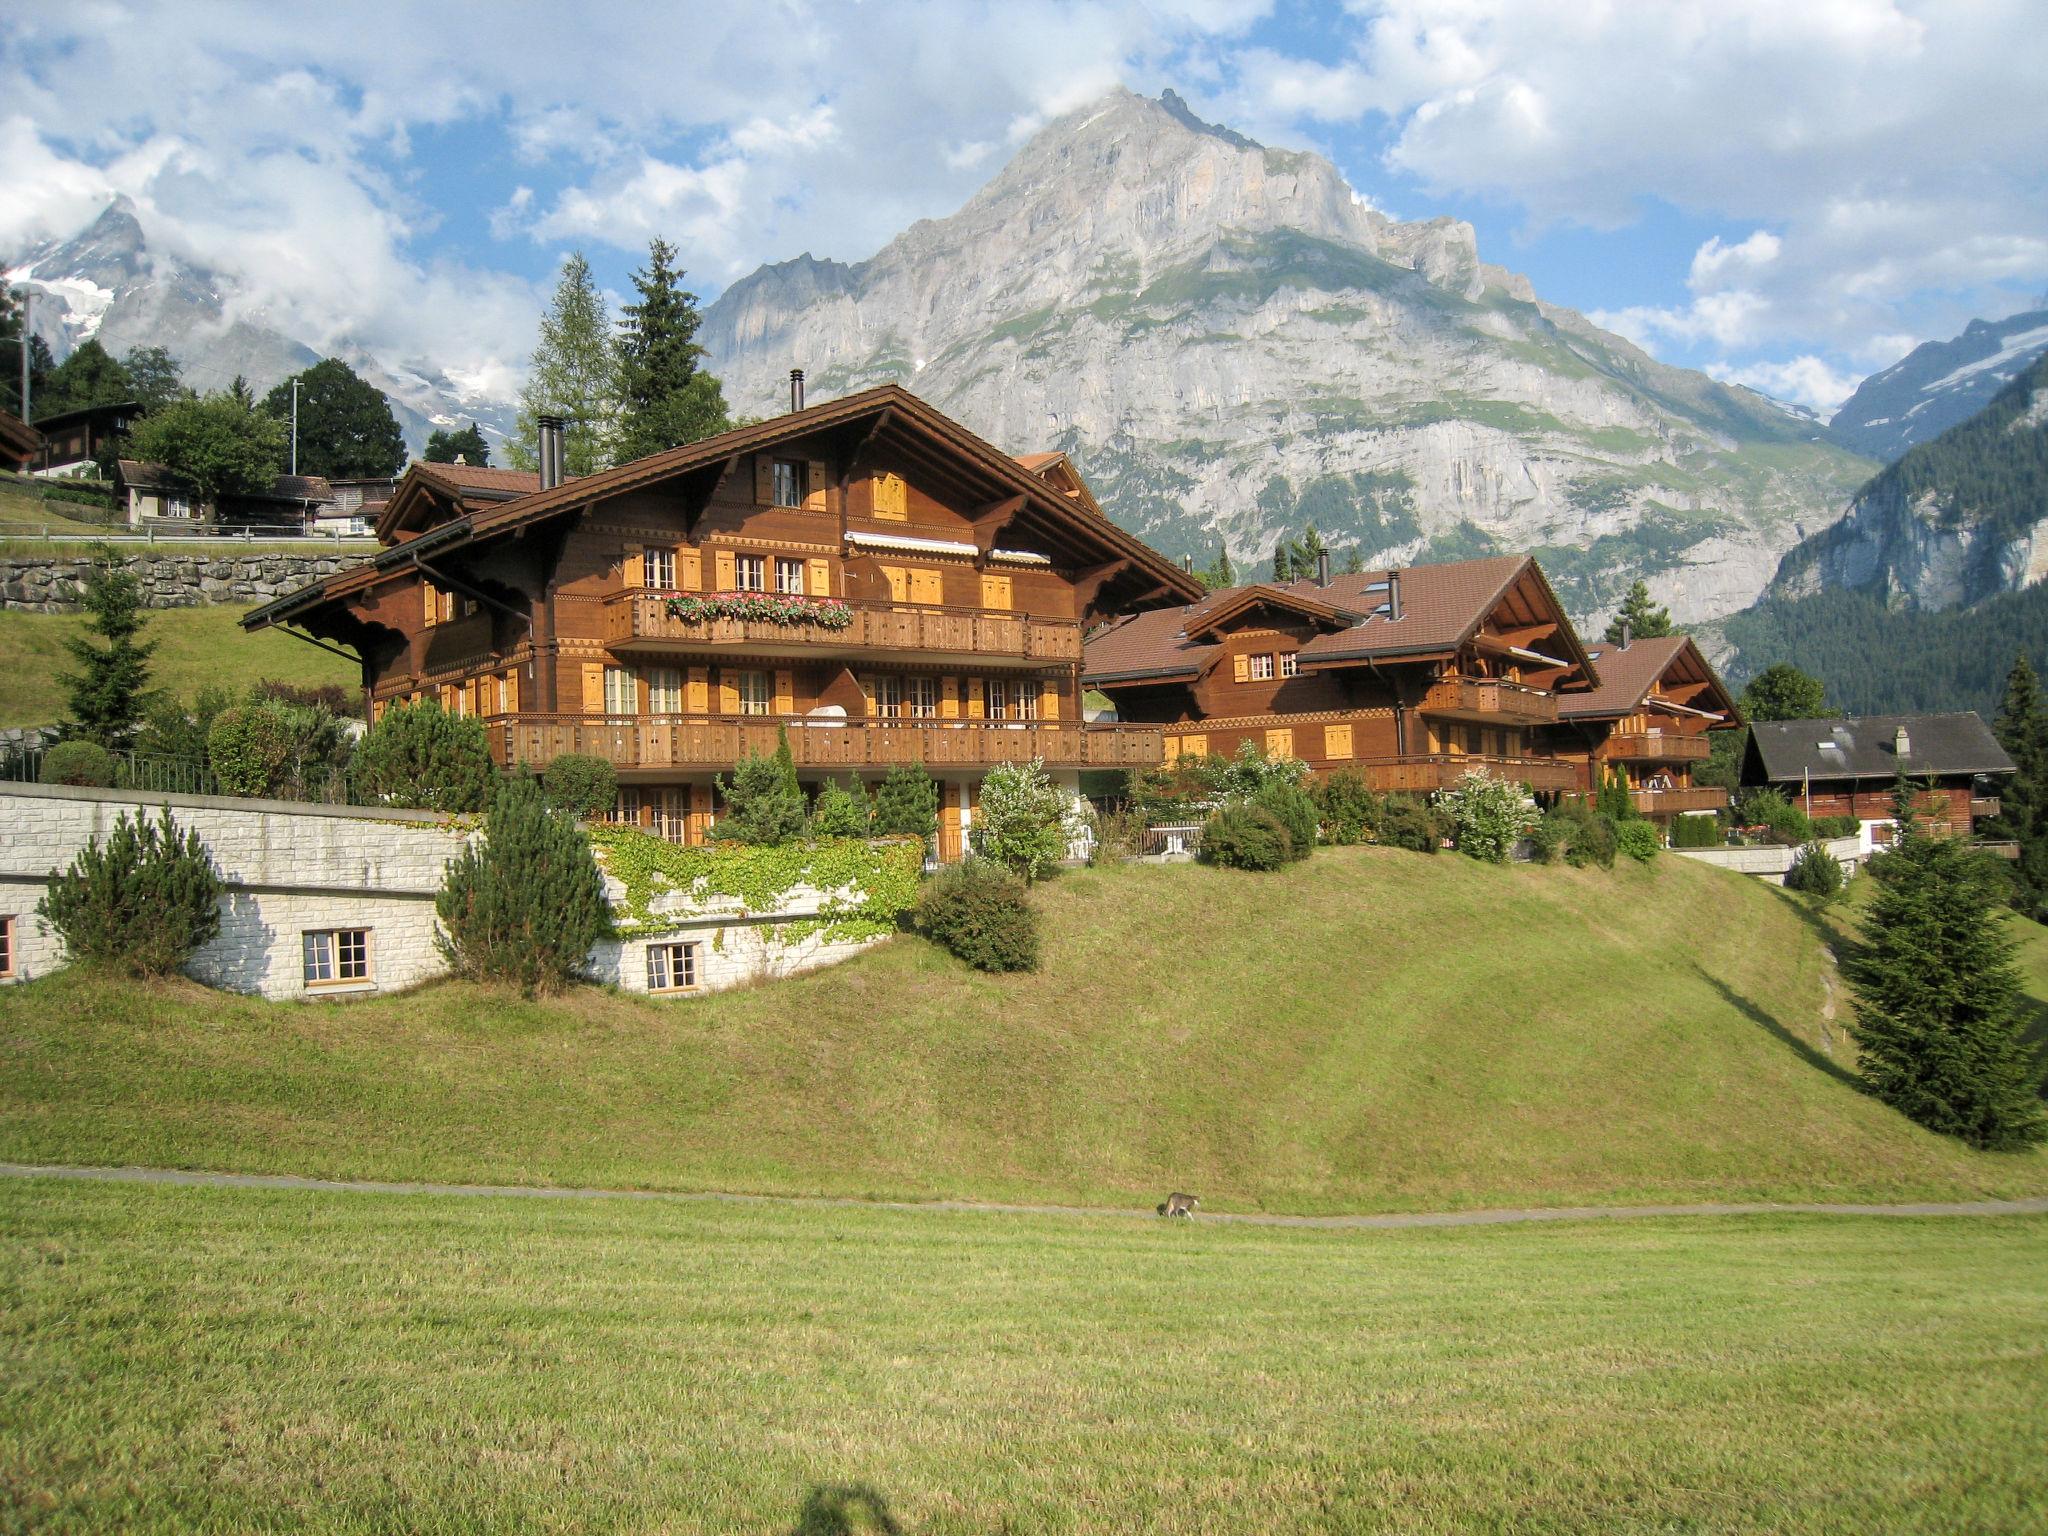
[
  {"xmin": 1201, "ymin": 803, "xmax": 1293, "ymax": 871},
  {"xmin": 973, "ymin": 757, "xmax": 1069, "ymax": 883},
  {"xmin": 1594, "ymin": 765, "xmax": 1639, "ymax": 822},
  {"xmin": 1811, "ymin": 814, "xmax": 1861, "ymax": 840},
  {"xmin": 1573, "ymin": 814, "xmax": 1620, "ymax": 870},
  {"xmin": 913, "ymin": 860, "xmax": 1039, "ymax": 972},
  {"xmin": 207, "ymin": 698, "xmax": 349, "ymax": 799},
  {"xmin": 39, "ymin": 739, "xmax": 114, "ymax": 787},
  {"xmin": 37, "ymin": 807, "xmax": 223, "ymax": 975},
  {"xmin": 1738, "ymin": 787, "xmax": 1811, "ymax": 846},
  {"xmin": 350, "ymin": 700, "xmax": 496, "ymax": 812},
  {"xmin": 808, "ymin": 774, "xmax": 872, "ymax": 838},
  {"xmin": 1542, "ymin": 800, "xmax": 1617, "ymax": 869},
  {"xmin": 436, "ymin": 776, "xmax": 614, "ymax": 996},
  {"xmin": 542, "ymin": 754, "xmax": 618, "ymax": 820},
  {"xmin": 1312, "ymin": 770, "xmax": 1379, "ymax": 845},
  {"xmin": 873, "ymin": 762, "xmax": 940, "ymax": 842},
  {"xmin": 1436, "ymin": 769, "xmax": 1536, "ymax": 864},
  {"xmin": 1253, "ymin": 778, "xmax": 1318, "ymax": 862},
  {"xmin": 1670, "ymin": 813, "xmax": 1724, "ymax": 849},
  {"xmin": 1086, "ymin": 806, "xmax": 1146, "ymax": 865},
  {"xmin": 1375, "ymin": 795, "xmax": 1440, "ymax": 854},
  {"xmin": 714, "ymin": 749, "xmax": 807, "ymax": 845},
  {"xmin": 1616, "ymin": 819, "xmax": 1661, "ymax": 863},
  {"xmin": 1786, "ymin": 840, "xmax": 1846, "ymax": 901}
]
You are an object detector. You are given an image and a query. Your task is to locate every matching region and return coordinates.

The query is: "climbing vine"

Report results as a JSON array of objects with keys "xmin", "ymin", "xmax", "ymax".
[{"xmin": 586, "ymin": 826, "xmax": 924, "ymax": 944}]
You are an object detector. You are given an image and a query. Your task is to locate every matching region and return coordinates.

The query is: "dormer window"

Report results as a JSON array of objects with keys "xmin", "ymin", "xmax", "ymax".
[{"xmin": 772, "ymin": 460, "xmax": 804, "ymax": 508}]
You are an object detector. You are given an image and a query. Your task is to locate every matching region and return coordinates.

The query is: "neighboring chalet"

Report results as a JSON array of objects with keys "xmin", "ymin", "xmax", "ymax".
[
  {"xmin": 115, "ymin": 459, "xmax": 335, "ymax": 528},
  {"xmin": 1083, "ymin": 554, "xmax": 1598, "ymax": 794},
  {"xmin": 243, "ymin": 384, "xmax": 1201, "ymax": 857},
  {"xmin": 320, "ymin": 475, "xmax": 406, "ymax": 536},
  {"xmin": 0, "ymin": 410, "xmax": 41, "ymax": 473},
  {"xmin": 1743, "ymin": 713, "xmax": 2015, "ymax": 843},
  {"xmin": 28, "ymin": 400, "xmax": 137, "ymax": 477},
  {"xmin": 1545, "ymin": 631, "xmax": 1742, "ymax": 824}
]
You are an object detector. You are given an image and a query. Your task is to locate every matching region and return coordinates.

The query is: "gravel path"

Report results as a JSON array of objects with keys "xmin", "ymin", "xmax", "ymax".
[{"xmin": 5, "ymin": 1161, "xmax": 2046, "ymax": 1229}]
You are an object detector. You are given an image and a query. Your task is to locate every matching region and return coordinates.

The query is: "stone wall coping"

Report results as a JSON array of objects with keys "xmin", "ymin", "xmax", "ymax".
[{"xmin": 0, "ymin": 780, "xmax": 458, "ymax": 827}]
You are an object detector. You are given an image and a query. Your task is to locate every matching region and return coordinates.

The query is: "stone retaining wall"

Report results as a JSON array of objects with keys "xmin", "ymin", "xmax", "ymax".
[
  {"xmin": 0, "ymin": 552, "xmax": 372, "ymax": 613},
  {"xmin": 1671, "ymin": 834, "xmax": 1865, "ymax": 886}
]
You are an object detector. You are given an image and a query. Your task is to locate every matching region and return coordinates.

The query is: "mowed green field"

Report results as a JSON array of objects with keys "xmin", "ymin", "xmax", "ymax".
[
  {"xmin": 2, "ymin": 1180, "xmax": 2044, "ymax": 1534},
  {"xmin": 0, "ymin": 603, "xmax": 358, "ymax": 728},
  {"xmin": 4, "ymin": 850, "xmax": 2044, "ymax": 1212}
]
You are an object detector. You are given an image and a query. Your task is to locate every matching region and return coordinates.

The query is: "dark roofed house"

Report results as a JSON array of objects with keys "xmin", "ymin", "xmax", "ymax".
[
  {"xmin": 117, "ymin": 458, "xmax": 334, "ymax": 528},
  {"xmin": 30, "ymin": 400, "xmax": 139, "ymax": 477},
  {"xmin": 1743, "ymin": 712, "xmax": 2014, "ymax": 845},
  {"xmin": 1546, "ymin": 632, "xmax": 1742, "ymax": 826},
  {"xmin": 1084, "ymin": 552, "xmax": 1598, "ymax": 794},
  {"xmin": 0, "ymin": 410, "xmax": 41, "ymax": 474}
]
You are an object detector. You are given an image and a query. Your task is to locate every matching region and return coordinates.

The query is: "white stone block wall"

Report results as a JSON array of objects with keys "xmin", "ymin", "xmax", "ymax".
[{"xmin": 1670, "ymin": 833, "xmax": 1864, "ymax": 886}]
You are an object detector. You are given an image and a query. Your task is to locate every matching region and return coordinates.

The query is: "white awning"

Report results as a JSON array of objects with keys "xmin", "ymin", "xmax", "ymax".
[{"xmin": 846, "ymin": 530, "xmax": 1050, "ymax": 565}]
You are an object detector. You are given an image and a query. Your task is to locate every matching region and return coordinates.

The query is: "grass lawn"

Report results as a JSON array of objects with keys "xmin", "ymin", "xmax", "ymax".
[
  {"xmin": 2, "ymin": 1179, "xmax": 2043, "ymax": 1533},
  {"xmin": 4, "ymin": 851, "xmax": 2043, "ymax": 1213},
  {"xmin": 0, "ymin": 603, "xmax": 358, "ymax": 728}
]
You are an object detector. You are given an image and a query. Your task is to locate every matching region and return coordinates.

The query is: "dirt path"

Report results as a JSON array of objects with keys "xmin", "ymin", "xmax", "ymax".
[{"xmin": 5, "ymin": 1161, "xmax": 2045, "ymax": 1230}]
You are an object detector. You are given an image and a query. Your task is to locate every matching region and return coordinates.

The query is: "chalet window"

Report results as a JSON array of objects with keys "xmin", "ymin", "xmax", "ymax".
[
  {"xmin": 736, "ymin": 670, "xmax": 772, "ymax": 716},
  {"xmin": 907, "ymin": 677, "xmax": 938, "ymax": 719},
  {"xmin": 775, "ymin": 557, "xmax": 806, "ymax": 595},
  {"xmin": 604, "ymin": 667, "xmax": 637, "ymax": 716},
  {"xmin": 871, "ymin": 676, "xmax": 904, "ymax": 718},
  {"xmin": 646, "ymin": 940, "xmax": 698, "ymax": 993},
  {"xmin": 983, "ymin": 678, "xmax": 1008, "ymax": 721},
  {"xmin": 646, "ymin": 667, "xmax": 683, "ymax": 714},
  {"xmin": 871, "ymin": 471, "xmax": 908, "ymax": 520},
  {"xmin": 0, "ymin": 914, "xmax": 13, "ymax": 979},
  {"xmin": 1279, "ymin": 652, "xmax": 1299, "ymax": 678},
  {"xmin": 647, "ymin": 788, "xmax": 688, "ymax": 844},
  {"xmin": 646, "ymin": 548, "xmax": 676, "ymax": 589},
  {"xmin": 734, "ymin": 555, "xmax": 767, "ymax": 592},
  {"xmin": 605, "ymin": 788, "xmax": 643, "ymax": 827},
  {"xmin": 1013, "ymin": 683, "xmax": 1039, "ymax": 722},
  {"xmin": 164, "ymin": 493, "xmax": 191, "ymax": 519},
  {"xmin": 1248, "ymin": 654, "xmax": 1275, "ymax": 681},
  {"xmin": 302, "ymin": 928, "xmax": 371, "ymax": 987},
  {"xmin": 771, "ymin": 460, "xmax": 804, "ymax": 508}
]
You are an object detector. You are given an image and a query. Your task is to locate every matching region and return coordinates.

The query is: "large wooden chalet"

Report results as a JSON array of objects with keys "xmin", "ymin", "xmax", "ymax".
[
  {"xmin": 1544, "ymin": 631, "xmax": 1741, "ymax": 823},
  {"xmin": 243, "ymin": 384, "xmax": 1202, "ymax": 857},
  {"xmin": 1083, "ymin": 554, "xmax": 1599, "ymax": 794}
]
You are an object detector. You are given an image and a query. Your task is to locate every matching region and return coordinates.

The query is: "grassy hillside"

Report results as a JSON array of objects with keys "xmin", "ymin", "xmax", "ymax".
[
  {"xmin": 0, "ymin": 604, "xmax": 358, "ymax": 728},
  {"xmin": 6, "ymin": 1180, "xmax": 2044, "ymax": 1534},
  {"xmin": 4, "ymin": 850, "xmax": 2042, "ymax": 1212}
]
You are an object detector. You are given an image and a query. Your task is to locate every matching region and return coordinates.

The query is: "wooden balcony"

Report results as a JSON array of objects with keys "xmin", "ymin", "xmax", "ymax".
[
  {"xmin": 603, "ymin": 592, "xmax": 1082, "ymax": 665},
  {"xmin": 1973, "ymin": 796, "xmax": 2002, "ymax": 818},
  {"xmin": 1419, "ymin": 676, "xmax": 1560, "ymax": 725},
  {"xmin": 1606, "ymin": 730, "xmax": 1711, "ymax": 763},
  {"xmin": 488, "ymin": 712, "xmax": 1161, "ymax": 773},
  {"xmin": 1629, "ymin": 786, "xmax": 1729, "ymax": 815},
  {"xmin": 1352, "ymin": 755, "xmax": 1583, "ymax": 795}
]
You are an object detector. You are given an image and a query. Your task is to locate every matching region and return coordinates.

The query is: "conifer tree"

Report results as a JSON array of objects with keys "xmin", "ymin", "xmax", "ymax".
[
  {"xmin": 509, "ymin": 252, "xmax": 620, "ymax": 476},
  {"xmin": 1851, "ymin": 815, "xmax": 2047, "ymax": 1150},
  {"xmin": 38, "ymin": 807, "xmax": 223, "ymax": 976},
  {"xmin": 424, "ymin": 421, "xmax": 491, "ymax": 466},
  {"xmin": 713, "ymin": 745, "xmax": 806, "ymax": 845},
  {"xmin": 1215, "ymin": 544, "xmax": 1233, "ymax": 587},
  {"xmin": 614, "ymin": 238, "xmax": 731, "ymax": 461},
  {"xmin": 1991, "ymin": 652, "xmax": 2048, "ymax": 921},
  {"xmin": 873, "ymin": 762, "xmax": 939, "ymax": 843},
  {"xmin": 1339, "ymin": 545, "xmax": 1365, "ymax": 576},
  {"xmin": 59, "ymin": 546, "xmax": 155, "ymax": 751},
  {"xmin": 1605, "ymin": 579, "xmax": 1673, "ymax": 643}
]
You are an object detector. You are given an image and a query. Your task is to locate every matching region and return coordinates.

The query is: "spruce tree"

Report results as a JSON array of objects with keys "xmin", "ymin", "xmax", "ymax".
[
  {"xmin": 1605, "ymin": 580, "xmax": 1673, "ymax": 643},
  {"xmin": 38, "ymin": 807, "xmax": 223, "ymax": 977},
  {"xmin": 1851, "ymin": 818, "xmax": 2047, "ymax": 1150},
  {"xmin": 873, "ymin": 762, "xmax": 939, "ymax": 842},
  {"xmin": 509, "ymin": 252, "xmax": 620, "ymax": 477},
  {"xmin": 1991, "ymin": 652, "xmax": 2048, "ymax": 921},
  {"xmin": 614, "ymin": 238, "xmax": 732, "ymax": 461},
  {"xmin": 1271, "ymin": 537, "xmax": 1290, "ymax": 583},
  {"xmin": 1339, "ymin": 545, "xmax": 1365, "ymax": 576},
  {"xmin": 59, "ymin": 546, "xmax": 155, "ymax": 751}
]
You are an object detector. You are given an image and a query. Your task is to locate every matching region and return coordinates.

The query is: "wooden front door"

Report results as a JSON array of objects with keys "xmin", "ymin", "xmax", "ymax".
[{"xmin": 939, "ymin": 781, "xmax": 964, "ymax": 862}]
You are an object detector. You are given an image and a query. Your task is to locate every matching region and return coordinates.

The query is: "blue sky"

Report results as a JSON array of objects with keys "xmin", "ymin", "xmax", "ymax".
[{"xmin": 4, "ymin": 1, "xmax": 2045, "ymax": 414}]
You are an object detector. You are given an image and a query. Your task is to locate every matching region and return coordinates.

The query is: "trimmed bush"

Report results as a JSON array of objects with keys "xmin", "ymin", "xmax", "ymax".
[
  {"xmin": 1312, "ymin": 770, "xmax": 1378, "ymax": 846},
  {"xmin": 1616, "ymin": 819, "xmax": 1661, "ymax": 863},
  {"xmin": 1786, "ymin": 840, "xmax": 1846, "ymax": 901},
  {"xmin": 873, "ymin": 762, "xmax": 940, "ymax": 842},
  {"xmin": 1375, "ymin": 796, "xmax": 1440, "ymax": 854},
  {"xmin": 808, "ymin": 775, "xmax": 872, "ymax": 838},
  {"xmin": 207, "ymin": 698, "xmax": 349, "ymax": 799},
  {"xmin": 1541, "ymin": 800, "xmax": 1617, "ymax": 869},
  {"xmin": 1201, "ymin": 803, "xmax": 1293, "ymax": 871},
  {"xmin": 913, "ymin": 860, "xmax": 1039, "ymax": 972},
  {"xmin": 1436, "ymin": 769, "xmax": 1536, "ymax": 864},
  {"xmin": 436, "ymin": 776, "xmax": 614, "ymax": 996},
  {"xmin": 714, "ymin": 749, "xmax": 806, "ymax": 845},
  {"xmin": 542, "ymin": 754, "xmax": 618, "ymax": 820},
  {"xmin": 1670, "ymin": 814, "xmax": 1724, "ymax": 849},
  {"xmin": 351, "ymin": 700, "xmax": 496, "ymax": 812},
  {"xmin": 39, "ymin": 740, "xmax": 115, "ymax": 787},
  {"xmin": 1811, "ymin": 814, "xmax": 1861, "ymax": 840},
  {"xmin": 37, "ymin": 807, "xmax": 223, "ymax": 976},
  {"xmin": 973, "ymin": 757, "xmax": 1069, "ymax": 883},
  {"xmin": 1253, "ymin": 778, "xmax": 1318, "ymax": 862}
]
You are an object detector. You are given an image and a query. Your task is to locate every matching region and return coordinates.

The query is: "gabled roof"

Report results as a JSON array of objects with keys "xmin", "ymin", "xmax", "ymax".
[
  {"xmin": 118, "ymin": 459, "xmax": 332, "ymax": 504},
  {"xmin": 0, "ymin": 410, "xmax": 40, "ymax": 459},
  {"xmin": 375, "ymin": 461, "xmax": 543, "ymax": 539},
  {"xmin": 1561, "ymin": 633, "xmax": 1739, "ymax": 722},
  {"xmin": 30, "ymin": 399, "xmax": 139, "ymax": 433},
  {"xmin": 1183, "ymin": 582, "xmax": 1353, "ymax": 640},
  {"xmin": 1748, "ymin": 713, "xmax": 2015, "ymax": 783}
]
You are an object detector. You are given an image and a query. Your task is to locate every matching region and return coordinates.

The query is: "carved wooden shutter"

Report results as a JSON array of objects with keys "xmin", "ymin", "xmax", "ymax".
[
  {"xmin": 805, "ymin": 459, "xmax": 830, "ymax": 512},
  {"xmin": 680, "ymin": 549, "xmax": 703, "ymax": 590},
  {"xmin": 717, "ymin": 668, "xmax": 740, "ymax": 714},
  {"xmin": 881, "ymin": 565, "xmax": 909, "ymax": 603},
  {"xmin": 1040, "ymin": 680, "xmax": 1060, "ymax": 721},
  {"xmin": 1183, "ymin": 733, "xmax": 1207, "ymax": 758},
  {"xmin": 422, "ymin": 581, "xmax": 438, "ymax": 626},
  {"xmin": 910, "ymin": 569, "xmax": 943, "ymax": 605},
  {"xmin": 1232, "ymin": 653, "xmax": 1250, "ymax": 683},
  {"xmin": 1324, "ymin": 723, "xmax": 1353, "ymax": 760},
  {"xmin": 940, "ymin": 677, "xmax": 960, "ymax": 719},
  {"xmin": 1163, "ymin": 735, "xmax": 1180, "ymax": 764},
  {"xmin": 1265, "ymin": 728, "xmax": 1294, "ymax": 759},
  {"xmin": 806, "ymin": 557, "xmax": 831, "ymax": 597},
  {"xmin": 753, "ymin": 455, "xmax": 774, "ymax": 504},
  {"xmin": 966, "ymin": 679, "xmax": 985, "ymax": 720},
  {"xmin": 713, "ymin": 549, "xmax": 736, "ymax": 591},
  {"xmin": 582, "ymin": 662, "xmax": 606, "ymax": 715},
  {"xmin": 872, "ymin": 472, "xmax": 907, "ymax": 520},
  {"xmin": 686, "ymin": 666, "xmax": 709, "ymax": 713},
  {"xmin": 773, "ymin": 669, "xmax": 794, "ymax": 714},
  {"xmin": 623, "ymin": 547, "xmax": 643, "ymax": 589}
]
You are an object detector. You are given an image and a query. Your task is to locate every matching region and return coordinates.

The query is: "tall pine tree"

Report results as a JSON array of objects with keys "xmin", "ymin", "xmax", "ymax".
[
  {"xmin": 59, "ymin": 546, "xmax": 156, "ymax": 751},
  {"xmin": 614, "ymin": 238, "xmax": 731, "ymax": 462},
  {"xmin": 1605, "ymin": 579, "xmax": 1673, "ymax": 643},
  {"xmin": 1991, "ymin": 652, "xmax": 2048, "ymax": 921},
  {"xmin": 509, "ymin": 252, "xmax": 620, "ymax": 477}
]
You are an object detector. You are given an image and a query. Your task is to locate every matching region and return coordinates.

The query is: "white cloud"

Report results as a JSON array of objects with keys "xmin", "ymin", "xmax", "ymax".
[{"xmin": 1707, "ymin": 355, "xmax": 1865, "ymax": 415}]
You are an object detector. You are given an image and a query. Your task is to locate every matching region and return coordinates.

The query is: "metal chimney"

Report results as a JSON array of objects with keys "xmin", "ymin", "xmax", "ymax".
[
  {"xmin": 1895, "ymin": 724, "xmax": 1912, "ymax": 758},
  {"xmin": 1181, "ymin": 553, "xmax": 1194, "ymax": 573},
  {"xmin": 537, "ymin": 414, "xmax": 565, "ymax": 491},
  {"xmin": 1316, "ymin": 549, "xmax": 1331, "ymax": 587},
  {"xmin": 789, "ymin": 368, "xmax": 805, "ymax": 413},
  {"xmin": 1620, "ymin": 619, "xmax": 1632, "ymax": 650},
  {"xmin": 1387, "ymin": 569, "xmax": 1403, "ymax": 621}
]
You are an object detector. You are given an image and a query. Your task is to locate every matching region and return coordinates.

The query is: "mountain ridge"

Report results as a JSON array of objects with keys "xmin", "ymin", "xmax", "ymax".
[{"xmin": 1827, "ymin": 305, "xmax": 2048, "ymax": 462}]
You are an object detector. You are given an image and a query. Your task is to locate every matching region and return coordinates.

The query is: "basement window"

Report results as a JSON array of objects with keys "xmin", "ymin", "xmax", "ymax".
[
  {"xmin": 647, "ymin": 940, "xmax": 699, "ymax": 993},
  {"xmin": 0, "ymin": 914, "xmax": 14, "ymax": 979},
  {"xmin": 303, "ymin": 928, "xmax": 371, "ymax": 988}
]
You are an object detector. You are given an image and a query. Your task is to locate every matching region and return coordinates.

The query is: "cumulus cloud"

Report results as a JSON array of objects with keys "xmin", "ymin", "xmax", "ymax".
[{"xmin": 1706, "ymin": 356, "xmax": 1866, "ymax": 416}]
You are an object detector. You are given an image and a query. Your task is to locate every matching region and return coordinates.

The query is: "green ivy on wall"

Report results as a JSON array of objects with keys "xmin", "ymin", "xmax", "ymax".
[{"xmin": 586, "ymin": 827, "xmax": 925, "ymax": 945}]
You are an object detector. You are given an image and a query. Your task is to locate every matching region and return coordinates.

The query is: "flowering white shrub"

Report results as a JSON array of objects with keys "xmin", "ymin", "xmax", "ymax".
[
  {"xmin": 1434, "ymin": 769, "xmax": 1536, "ymax": 865},
  {"xmin": 973, "ymin": 757, "xmax": 1069, "ymax": 883}
]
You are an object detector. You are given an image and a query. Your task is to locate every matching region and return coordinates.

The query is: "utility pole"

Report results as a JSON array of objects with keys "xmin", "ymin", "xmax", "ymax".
[
  {"xmin": 16, "ymin": 286, "xmax": 28, "ymax": 424},
  {"xmin": 290, "ymin": 377, "xmax": 301, "ymax": 476}
]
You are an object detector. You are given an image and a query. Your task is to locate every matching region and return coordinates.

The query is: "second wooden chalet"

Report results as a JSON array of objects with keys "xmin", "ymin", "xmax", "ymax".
[
  {"xmin": 243, "ymin": 384, "xmax": 1202, "ymax": 857},
  {"xmin": 1543, "ymin": 631, "xmax": 1742, "ymax": 824},
  {"xmin": 1083, "ymin": 554, "xmax": 1598, "ymax": 794}
]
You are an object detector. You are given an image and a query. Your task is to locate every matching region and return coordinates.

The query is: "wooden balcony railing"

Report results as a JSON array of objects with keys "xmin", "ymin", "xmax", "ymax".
[
  {"xmin": 487, "ymin": 712, "xmax": 1161, "ymax": 772},
  {"xmin": 1629, "ymin": 786, "xmax": 1729, "ymax": 814},
  {"xmin": 1419, "ymin": 676, "xmax": 1560, "ymax": 725},
  {"xmin": 602, "ymin": 592, "xmax": 1082, "ymax": 663},
  {"xmin": 1352, "ymin": 754, "xmax": 1583, "ymax": 794},
  {"xmin": 1606, "ymin": 730, "xmax": 1711, "ymax": 762}
]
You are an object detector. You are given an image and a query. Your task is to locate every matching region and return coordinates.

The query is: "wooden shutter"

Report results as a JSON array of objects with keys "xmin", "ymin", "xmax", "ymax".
[
  {"xmin": 680, "ymin": 549, "xmax": 703, "ymax": 590},
  {"xmin": 804, "ymin": 459, "xmax": 830, "ymax": 512},
  {"xmin": 806, "ymin": 557, "xmax": 831, "ymax": 597},
  {"xmin": 753, "ymin": 455, "xmax": 775, "ymax": 504},
  {"xmin": 940, "ymin": 782, "xmax": 963, "ymax": 862},
  {"xmin": 1265, "ymin": 728, "xmax": 1294, "ymax": 759},
  {"xmin": 979, "ymin": 573, "xmax": 1011, "ymax": 610},
  {"xmin": 872, "ymin": 471, "xmax": 907, "ymax": 520},
  {"xmin": 1163, "ymin": 735, "xmax": 1181, "ymax": 764},
  {"xmin": 773, "ymin": 669, "xmax": 794, "ymax": 715},
  {"xmin": 881, "ymin": 565, "xmax": 909, "ymax": 603},
  {"xmin": 1040, "ymin": 680, "xmax": 1060, "ymax": 721},
  {"xmin": 686, "ymin": 666, "xmax": 709, "ymax": 713},
  {"xmin": 717, "ymin": 669, "xmax": 740, "ymax": 714},
  {"xmin": 1232, "ymin": 653, "xmax": 1250, "ymax": 683},
  {"xmin": 967, "ymin": 679, "xmax": 985, "ymax": 720},
  {"xmin": 940, "ymin": 677, "xmax": 960, "ymax": 719},
  {"xmin": 713, "ymin": 549, "xmax": 736, "ymax": 591},
  {"xmin": 582, "ymin": 662, "xmax": 606, "ymax": 714},
  {"xmin": 1324, "ymin": 723, "xmax": 1353, "ymax": 760},
  {"xmin": 422, "ymin": 581, "xmax": 438, "ymax": 626},
  {"xmin": 623, "ymin": 547, "xmax": 644, "ymax": 590},
  {"xmin": 909, "ymin": 569, "xmax": 943, "ymax": 605},
  {"xmin": 1183, "ymin": 733, "xmax": 1207, "ymax": 758},
  {"xmin": 503, "ymin": 669, "xmax": 520, "ymax": 713},
  {"xmin": 688, "ymin": 783, "xmax": 713, "ymax": 846}
]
